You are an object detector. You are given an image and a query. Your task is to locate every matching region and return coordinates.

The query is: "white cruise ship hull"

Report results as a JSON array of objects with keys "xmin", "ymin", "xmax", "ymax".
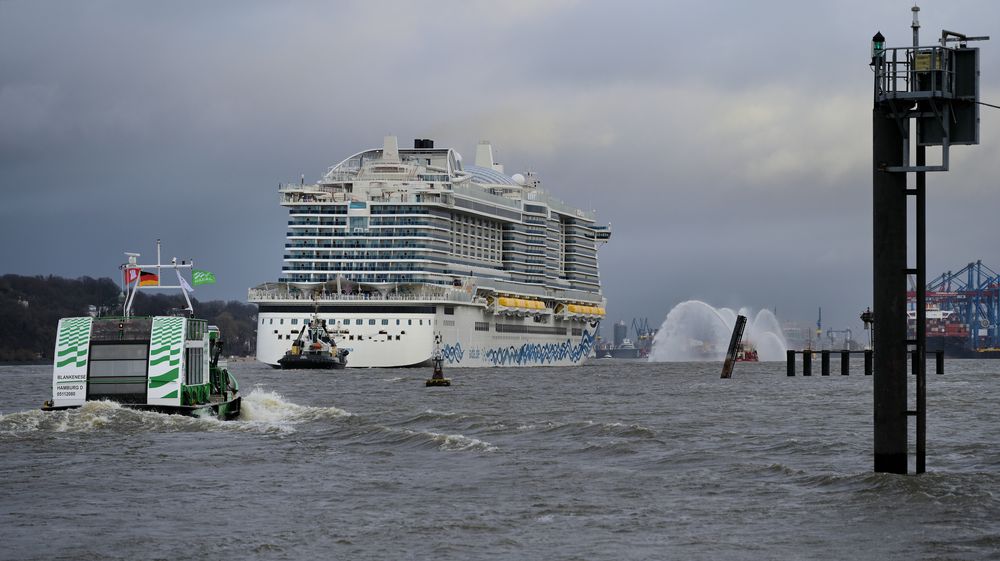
[{"xmin": 256, "ymin": 302, "xmax": 597, "ymax": 368}]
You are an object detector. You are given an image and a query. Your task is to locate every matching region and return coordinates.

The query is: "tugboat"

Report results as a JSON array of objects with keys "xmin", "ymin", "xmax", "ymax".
[
  {"xmin": 277, "ymin": 301, "xmax": 348, "ymax": 370},
  {"xmin": 41, "ymin": 242, "xmax": 241, "ymax": 419},
  {"xmin": 735, "ymin": 342, "xmax": 759, "ymax": 362}
]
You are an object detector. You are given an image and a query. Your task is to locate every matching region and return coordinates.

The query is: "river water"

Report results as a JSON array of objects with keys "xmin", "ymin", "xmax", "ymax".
[{"xmin": 1, "ymin": 360, "xmax": 998, "ymax": 560}]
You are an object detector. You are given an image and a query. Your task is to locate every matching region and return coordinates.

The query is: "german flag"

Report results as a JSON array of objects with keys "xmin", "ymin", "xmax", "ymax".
[{"xmin": 139, "ymin": 270, "xmax": 159, "ymax": 287}]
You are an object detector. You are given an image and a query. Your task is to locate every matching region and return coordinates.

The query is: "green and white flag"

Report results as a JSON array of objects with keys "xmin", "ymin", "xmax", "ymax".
[{"xmin": 192, "ymin": 269, "xmax": 217, "ymax": 286}]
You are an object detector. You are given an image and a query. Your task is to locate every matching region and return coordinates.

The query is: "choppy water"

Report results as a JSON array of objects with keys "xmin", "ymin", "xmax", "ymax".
[{"xmin": 2, "ymin": 360, "xmax": 999, "ymax": 561}]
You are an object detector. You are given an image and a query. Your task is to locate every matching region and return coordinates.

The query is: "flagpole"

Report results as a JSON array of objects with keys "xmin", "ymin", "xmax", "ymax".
[
  {"xmin": 122, "ymin": 252, "xmax": 140, "ymax": 318},
  {"xmin": 175, "ymin": 270, "xmax": 195, "ymax": 316},
  {"xmin": 124, "ymin": 276, "xmax": 138, "ymax": 318},
  {"xmin": 156, "ymin": 239, "xmax": 161, "ymax": 286}
]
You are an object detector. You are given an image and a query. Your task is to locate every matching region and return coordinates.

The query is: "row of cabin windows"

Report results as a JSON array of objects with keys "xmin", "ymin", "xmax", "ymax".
[
  {"xmin": 264, "ymin": 318, "xmax": 429, "ymax": 326},
  {"xmin": 470, "ymin": 322, "xmax": 575, "ymax": 335},
  {"xmin": 347, "ymin": 334, "xmax": 403, "ymax": 341},
  {"xmin": 274, "ymin": 333, "xmax": 404, "ymax": 341}
]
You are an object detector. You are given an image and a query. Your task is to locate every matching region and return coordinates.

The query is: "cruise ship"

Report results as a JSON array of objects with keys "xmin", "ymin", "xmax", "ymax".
[{"xmin": 249, "ymin": 137, "xmax": 611, "ymax": 367}]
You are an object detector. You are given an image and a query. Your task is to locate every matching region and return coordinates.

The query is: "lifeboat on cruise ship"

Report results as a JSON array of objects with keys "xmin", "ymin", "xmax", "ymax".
[
  {"xmin": 554, "ymin": 303, "xmax": 607, "ymax": 319},
  {"xmin": 487, "ymin": 295, "xmax": 547, "ymax": 316}
]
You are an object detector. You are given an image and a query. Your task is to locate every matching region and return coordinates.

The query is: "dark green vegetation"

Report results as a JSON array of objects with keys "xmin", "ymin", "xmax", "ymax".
[{"xmin": 0, "ymin": 274, "xmax": 256, "ymax": 361}]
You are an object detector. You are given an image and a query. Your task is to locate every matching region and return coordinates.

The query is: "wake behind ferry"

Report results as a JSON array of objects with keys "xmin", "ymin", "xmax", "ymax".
[{"xmin": 250, "ymin": 137, "xmax": 611, "ymax": 367}]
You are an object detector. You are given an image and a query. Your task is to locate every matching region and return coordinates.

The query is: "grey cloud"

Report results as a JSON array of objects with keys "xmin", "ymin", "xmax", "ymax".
[{"xmin": 1, "ymin": 0, "xmax": 998, "ymax": 333}]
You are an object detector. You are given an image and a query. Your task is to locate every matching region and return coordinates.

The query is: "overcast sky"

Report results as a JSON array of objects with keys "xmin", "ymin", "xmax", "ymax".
[{"xmin": 2, "ymin": 0, "xmax": 998, "ymax": 336}]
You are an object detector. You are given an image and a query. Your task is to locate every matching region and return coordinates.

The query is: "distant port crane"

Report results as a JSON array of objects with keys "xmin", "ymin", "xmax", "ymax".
[
  {"xmin": 908, "ymin": 260, "xmax": 1000, "ymax": 351},
  {"xmin": 631, "ymin": 317, "xmax": 654, "ymax": 341}
]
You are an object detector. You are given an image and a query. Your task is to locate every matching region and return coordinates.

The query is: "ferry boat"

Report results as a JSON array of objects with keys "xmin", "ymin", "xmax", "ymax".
[
  {"xmin": 42, "ymin": 243, "xmax": 241, "ymax": 419},
  {"xmin": 250, "ymin": 137, "xmax": 611, "ymax": 367}
]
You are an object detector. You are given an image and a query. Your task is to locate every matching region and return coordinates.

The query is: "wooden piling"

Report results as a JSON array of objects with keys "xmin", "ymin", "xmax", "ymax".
[{"xmin": 720, "ymin": 315, "xmax": 747, "ymax": 379}]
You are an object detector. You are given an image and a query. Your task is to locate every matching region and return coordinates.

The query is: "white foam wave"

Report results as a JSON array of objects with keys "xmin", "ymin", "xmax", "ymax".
[
  {"xmin": 238, "ymin": 386, "xmax": 352, "ymax": 424},
  {"xmin": 0, "ymin": 409, "xmax": 46, "ymax": 436},
  {"xmin": 425, "ymin": 430, "xmax": 497, "ymax": 452},
  {"xmin": 52, "ymin": 400, "xmax": 127, "ymax": 432},
  {"xmin": 1, "ymin": 389, "xmax": 351, "ymax": 438},
  {"xmin": 1, "ymin": 400, "xmax": 219, "ymax": 437},
  {"xmin": 391, "ymin": 427, "xmax": 497, "ymax": 452}
]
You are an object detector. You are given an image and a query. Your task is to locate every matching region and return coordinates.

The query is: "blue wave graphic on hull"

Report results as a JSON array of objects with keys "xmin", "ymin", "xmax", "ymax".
[
  {"xmin": 482, "ymin": 330, "xmax": 595, "ymax": 366},
  {"xmin": 441, "ymin": 343, "xmax": 464, "ymax": 363}
]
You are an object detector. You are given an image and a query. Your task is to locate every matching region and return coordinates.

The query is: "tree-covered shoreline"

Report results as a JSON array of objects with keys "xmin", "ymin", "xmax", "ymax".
[{"xmin": 0, "ymin": 274, "xmax": 257, "ymax": 361}]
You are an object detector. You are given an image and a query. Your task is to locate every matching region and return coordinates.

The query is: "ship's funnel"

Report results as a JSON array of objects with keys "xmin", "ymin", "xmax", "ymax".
[
  {"xmin": 383, "ymin": 136, "xmax": 400, "ymax": 162},
  {"xmin": 475, "ymin": 141, "xmax": 504, "ymax": 173}
]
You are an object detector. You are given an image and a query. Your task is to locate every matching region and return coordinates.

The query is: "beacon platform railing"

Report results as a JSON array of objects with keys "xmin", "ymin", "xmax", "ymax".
[{"xmin": 874, "ymin": 45, "xmax": 956, "ymax": 100}]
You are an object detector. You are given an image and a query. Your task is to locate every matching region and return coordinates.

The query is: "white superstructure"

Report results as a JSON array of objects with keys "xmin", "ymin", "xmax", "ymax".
[{"xmin": 250, "ymin": 137, "xmax": 611, "ymax": 367}]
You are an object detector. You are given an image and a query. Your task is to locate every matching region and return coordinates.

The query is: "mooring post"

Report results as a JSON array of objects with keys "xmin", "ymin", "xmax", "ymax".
[
  {"xmin": 720, "ymin": 315, "xmax": 747, "ymax": 379},
  {"xmin": 841, "ymin": 350, "xmax": 850, "ymax": 375},
  {"xmin": 821, "ymin": 350, "xmax": 830, "ymax": 376},
  {"xmin": 787, "ymin": 350, "xmax": 796, "ymax": 376},
  {"xmin": 803, "ymin": 351, "xmax": 812, "ymax": 376},
  {"xmin": 864, "ymin": 349, "xmax": 873, "ymax": 376},
  {"xmin": 936, "ymin": 350, "xmax": 944, "ymax": 374}
]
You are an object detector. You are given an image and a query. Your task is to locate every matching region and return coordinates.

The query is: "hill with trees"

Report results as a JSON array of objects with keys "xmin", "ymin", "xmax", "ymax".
[{"xmin": 0, "ymin": 274, "xmax": 257, "ymax": 361}]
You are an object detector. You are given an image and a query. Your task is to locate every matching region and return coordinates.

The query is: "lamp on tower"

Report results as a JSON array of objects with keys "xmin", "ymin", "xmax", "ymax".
[{"xmin": 871, "ymin": 31, "xmax": 886, "ymax": 65}]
